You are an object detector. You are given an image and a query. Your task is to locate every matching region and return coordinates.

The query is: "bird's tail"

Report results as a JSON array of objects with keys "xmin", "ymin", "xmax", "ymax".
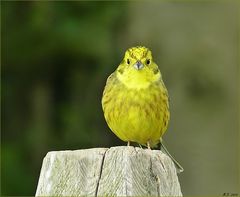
[{"xmin": 160, "ymin": 142, "xmax": 184, "ymax": 173}]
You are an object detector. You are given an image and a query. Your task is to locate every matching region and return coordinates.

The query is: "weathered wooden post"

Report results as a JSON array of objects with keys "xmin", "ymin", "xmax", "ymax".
[{"xmin": 35, "ymin": 146, "xmax": 182, "ymax": 196}]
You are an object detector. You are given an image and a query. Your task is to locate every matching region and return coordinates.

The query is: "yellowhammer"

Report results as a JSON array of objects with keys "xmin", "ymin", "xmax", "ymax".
[{"xmin": 102, "ymin": 46, "xmax": 183, "ymax": 172}]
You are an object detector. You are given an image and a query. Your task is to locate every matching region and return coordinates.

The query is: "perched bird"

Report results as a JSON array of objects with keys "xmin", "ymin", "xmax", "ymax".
[{"xmin": 102, "ymin": 46, "xmax": 183, "ymax": 172}]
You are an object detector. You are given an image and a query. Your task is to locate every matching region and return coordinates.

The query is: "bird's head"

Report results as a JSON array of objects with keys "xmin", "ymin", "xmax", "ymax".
[{"xmin": 117, "ymin": 46, "xmax": 161, "ymax": 89}]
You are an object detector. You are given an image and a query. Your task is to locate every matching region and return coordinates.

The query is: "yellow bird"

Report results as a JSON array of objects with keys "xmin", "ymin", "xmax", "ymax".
[{"xmin": 102, "ymin": 46, "xmax": 183, "ymax": 172}]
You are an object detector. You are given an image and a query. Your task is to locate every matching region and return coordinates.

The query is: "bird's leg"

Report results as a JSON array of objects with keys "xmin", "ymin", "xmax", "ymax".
[
  {"xmin": 127, "ymin": 141, "xmax": 130, "ymax": 146},
  {"xmin": 138, "ymin": 144, "xmax": 143, "ymax": 149},
  {"xmin": 147, "ymin": 141, "xmax": 151, "ymax": 150}
]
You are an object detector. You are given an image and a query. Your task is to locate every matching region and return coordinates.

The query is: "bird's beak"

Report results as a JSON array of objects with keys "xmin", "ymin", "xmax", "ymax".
[{"xmin": 133, "ymin": 61, "xmax": 144, "ymax": 70}]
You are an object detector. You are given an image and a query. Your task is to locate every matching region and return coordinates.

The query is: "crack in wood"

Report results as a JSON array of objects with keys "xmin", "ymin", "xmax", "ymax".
[{"xmin": 95, "ymin": 149, "xmax": 107, "ymax": 197}]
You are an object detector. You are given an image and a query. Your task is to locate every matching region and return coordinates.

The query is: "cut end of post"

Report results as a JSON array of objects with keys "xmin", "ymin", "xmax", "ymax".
[{"xmin": 35, "ymin": 146, "xmax": 182, "ymax": 196}]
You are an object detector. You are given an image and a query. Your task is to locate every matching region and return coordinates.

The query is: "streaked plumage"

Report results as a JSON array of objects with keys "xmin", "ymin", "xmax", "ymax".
[{"xmin": 102, "ymin": 46, "xmax": 169, "ymax": 147}]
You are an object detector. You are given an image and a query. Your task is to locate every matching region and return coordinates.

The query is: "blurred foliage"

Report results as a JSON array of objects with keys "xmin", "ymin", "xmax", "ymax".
[{"xmin": 1, "ymin": 1, "xmax": 239, "ymax": 196}]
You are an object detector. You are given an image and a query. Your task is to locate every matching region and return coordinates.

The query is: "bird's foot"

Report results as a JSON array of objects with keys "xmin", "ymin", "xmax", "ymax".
[
  {"xmin": 127, "ymin": 141, "xmax": 130, "ymax": 146},
  {"xmin": 147, "ymin": 141, "xmax": 151, "ymax": 150}
]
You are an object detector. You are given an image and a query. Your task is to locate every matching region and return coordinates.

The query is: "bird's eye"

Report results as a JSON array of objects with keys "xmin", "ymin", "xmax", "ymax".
[
  {"xmin": 127, "ymin": 59, "xmax": 130, "ymax": 65},
  {"xmin": 146, "ymin": 59, "xmax": 151, "ymax": 65}
]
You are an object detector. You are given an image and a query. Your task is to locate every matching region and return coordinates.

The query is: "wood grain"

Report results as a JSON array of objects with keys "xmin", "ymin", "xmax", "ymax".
[{"xmin": 35, "ymin": 146, "xmax": 182, "ymax": 196}]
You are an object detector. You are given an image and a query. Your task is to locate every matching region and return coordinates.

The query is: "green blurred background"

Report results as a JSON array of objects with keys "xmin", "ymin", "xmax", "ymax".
[{"xmin": 1, "ymin": 1, "xmax": 239, "ymax": 196}]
